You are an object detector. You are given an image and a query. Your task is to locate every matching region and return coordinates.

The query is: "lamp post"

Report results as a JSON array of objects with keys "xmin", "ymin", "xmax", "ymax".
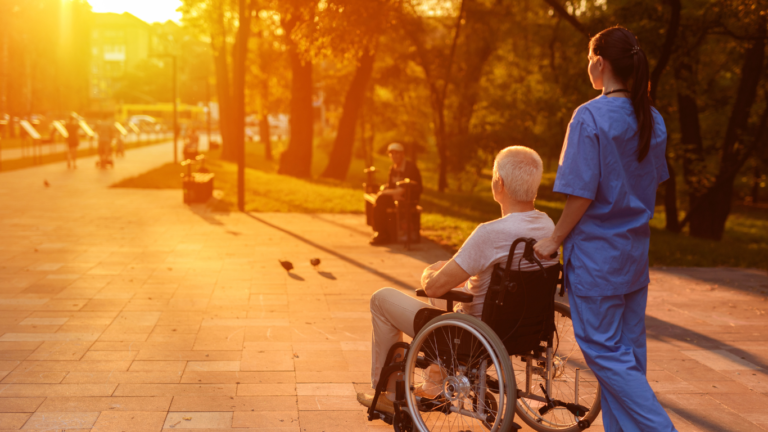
[
  {"xmin": 206, "ymin": 77, "xmax": 212, "ymax": 151},
  {"xmin": 152, "ymin": 54, "xmax": 177, "ymax": 163}
]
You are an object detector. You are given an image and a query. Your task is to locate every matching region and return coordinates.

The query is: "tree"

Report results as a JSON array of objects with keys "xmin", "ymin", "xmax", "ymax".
[
  {"xmin": 276, "ymin": 0, "xmax": 317, "ymax": 178},
  {"xmin": 316, "ymin": 0, "xmax": 396, "ymax": 180},
  {"xmin": 400, "ymin": 0, "xmax": 468, "ymax": 192},
  {"xmin": 180, "ymin": 0, "xmax": 253, "ymax": 164},
  {"xmin": 679, "ymin": 26, "xmax": 766, "ymax": 239},
  {"xmin": 248, "ymin": 14, "xmax": 289, "ymax": 161},
  {"xmin": 320, "ymin": 50, "xmax": 376, "ymax": 179}
]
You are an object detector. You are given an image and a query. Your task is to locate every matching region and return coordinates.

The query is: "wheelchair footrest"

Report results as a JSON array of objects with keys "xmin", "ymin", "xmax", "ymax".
[{"xmin": 538, "ymin": 399, "xmax": 590, "ymax": 417}]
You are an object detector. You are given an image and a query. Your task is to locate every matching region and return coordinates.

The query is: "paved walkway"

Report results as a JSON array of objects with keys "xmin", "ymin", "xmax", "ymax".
[
  {"xmin": 0, "ymin": 144, "xmax": 767, "ymax": 431},
  {"xmin": 0, "ymin": 133, "xmax": 212, "ymax": 162}
]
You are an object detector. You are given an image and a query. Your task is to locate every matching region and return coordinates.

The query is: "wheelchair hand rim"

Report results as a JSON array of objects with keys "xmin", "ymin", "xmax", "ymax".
[{"xmin": 404, "ymin": 316, "xmax": 511, "ymax": 432}]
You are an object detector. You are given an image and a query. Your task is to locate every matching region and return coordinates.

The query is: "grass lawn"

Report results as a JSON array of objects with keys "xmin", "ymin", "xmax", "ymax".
[{"xmin": 114, "ymin": 144, "xmax": 768, "ymax": 269}]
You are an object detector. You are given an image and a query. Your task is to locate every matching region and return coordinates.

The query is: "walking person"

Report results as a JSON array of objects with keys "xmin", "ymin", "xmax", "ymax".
[
  {"xmin": 95, "ymin": 115, "xmax": 114, "ymax": 168},
  {"xmin": 534, "ymin": 26, "xmax": 677, "ymax": 431},
  {"xmin": 64, "ymin": 114, "xmax": 80, "ymax": 169}
]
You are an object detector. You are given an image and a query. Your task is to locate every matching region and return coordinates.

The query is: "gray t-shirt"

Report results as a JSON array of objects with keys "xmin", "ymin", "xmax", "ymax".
[{"xmin": 453, "ymin": 210, "xmax": 558, "ymax": 318}]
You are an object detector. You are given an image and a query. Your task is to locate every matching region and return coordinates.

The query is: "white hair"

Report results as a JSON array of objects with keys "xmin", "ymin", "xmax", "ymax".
[{"xmin": 493, "ymin": 146, "xmax": 543, "ymax": 202}]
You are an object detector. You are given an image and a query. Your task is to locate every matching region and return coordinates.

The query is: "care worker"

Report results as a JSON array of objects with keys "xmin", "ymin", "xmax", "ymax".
[{"xmin": 534, "ymin": 27, "xmax": 677, "ymax": 431}]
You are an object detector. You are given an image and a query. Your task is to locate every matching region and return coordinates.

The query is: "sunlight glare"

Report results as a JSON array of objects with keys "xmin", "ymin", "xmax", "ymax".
[{"xmin": 89, "ymin": 0, "xmax": 182, "ymax": 24}]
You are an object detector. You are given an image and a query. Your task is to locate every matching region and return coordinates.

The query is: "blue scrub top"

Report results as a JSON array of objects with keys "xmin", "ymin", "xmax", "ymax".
[{"xmin": 554, "ymin": 95, "xmax": 669, "ymax": 297}]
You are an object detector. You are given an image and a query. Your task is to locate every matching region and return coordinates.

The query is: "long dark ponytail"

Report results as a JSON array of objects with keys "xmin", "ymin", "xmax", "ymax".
[{"xmin": 590, "ymin": 26, "xmax": 654, "ymax": 162}]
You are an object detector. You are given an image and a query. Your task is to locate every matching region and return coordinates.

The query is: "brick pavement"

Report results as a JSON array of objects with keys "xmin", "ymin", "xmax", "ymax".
[{"xmin": 0, "ymin": 143, "xmax": 767, "ymax": 431}]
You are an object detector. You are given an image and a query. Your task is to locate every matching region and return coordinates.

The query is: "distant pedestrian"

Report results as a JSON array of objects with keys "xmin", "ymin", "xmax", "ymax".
[
  {"xmin": 95, "ymin": 116, "xmax": 114, "ymax": 168},
  {"xmin": 115, "ymin": 130, "xmax": 125, "ymax": 158},
  {"xmin": 64, "ymin": 114, "xmax": 80, "ymax": 169}
]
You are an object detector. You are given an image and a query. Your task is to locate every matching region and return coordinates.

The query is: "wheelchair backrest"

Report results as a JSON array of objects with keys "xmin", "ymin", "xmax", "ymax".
[{"xmin": 480, "ymin": 238, "xmax": 561, "ymax": 356}]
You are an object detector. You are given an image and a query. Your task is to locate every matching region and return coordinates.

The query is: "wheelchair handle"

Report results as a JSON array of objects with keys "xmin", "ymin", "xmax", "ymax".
[{"xmin": 522, "ymin": 239, "xmax": 558, "ymax": 265}]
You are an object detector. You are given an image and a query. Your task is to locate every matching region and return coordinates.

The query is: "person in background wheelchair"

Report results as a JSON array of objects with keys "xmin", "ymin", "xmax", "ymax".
[{"xmin": 358, "ymin": 146, "xmax": 559, "ymax": 415}]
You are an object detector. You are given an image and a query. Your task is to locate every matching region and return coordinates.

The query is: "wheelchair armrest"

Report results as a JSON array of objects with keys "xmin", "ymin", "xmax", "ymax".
[{"xmin": 416, "ymin": 289, "xmax": 474, "ymax": 304}]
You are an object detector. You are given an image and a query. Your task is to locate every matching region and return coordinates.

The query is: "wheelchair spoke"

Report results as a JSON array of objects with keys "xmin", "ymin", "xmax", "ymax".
[
  {"xmin": 514, "ymin": 303, "xmax": 601, "ymax": 430},
  {"xmin": 404, "ymin": 315, "xmax": 513, "ymax": 432}
]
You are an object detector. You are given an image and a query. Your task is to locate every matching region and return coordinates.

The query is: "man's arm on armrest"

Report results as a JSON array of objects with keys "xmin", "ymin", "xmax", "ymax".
[{"xmin": 421, "ymin": 260, "xmax": 471, "ymax": 298}]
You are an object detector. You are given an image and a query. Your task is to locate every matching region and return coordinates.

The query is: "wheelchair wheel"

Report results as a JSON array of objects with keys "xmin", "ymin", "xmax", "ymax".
[
  {"xmin": 514, "ymin": 302, "xmax": 601, "ymax": 431},
  {"xmin": 404, "ymin": 313, "xmax": 517, "ymax": 432}
]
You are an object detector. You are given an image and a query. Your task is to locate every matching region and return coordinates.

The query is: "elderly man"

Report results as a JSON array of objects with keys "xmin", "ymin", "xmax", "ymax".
[
  {"xmin": 370, "ymin": 143, "xmax": 423, "ymax": 245},
  {"xmin": 357, "ymin": 146, "xmax": 559, "ymax": 413}
]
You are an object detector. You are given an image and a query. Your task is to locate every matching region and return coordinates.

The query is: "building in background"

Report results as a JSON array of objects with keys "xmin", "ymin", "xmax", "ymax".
[{"xmin": 89, "ymin": 12, "xmax": 152, "ymax": 112}]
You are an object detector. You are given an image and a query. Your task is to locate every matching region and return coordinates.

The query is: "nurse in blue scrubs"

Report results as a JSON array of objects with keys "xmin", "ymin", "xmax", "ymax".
[{"xmin": 534, "ymin": 27, "xmax": 677, "ymax": 432}]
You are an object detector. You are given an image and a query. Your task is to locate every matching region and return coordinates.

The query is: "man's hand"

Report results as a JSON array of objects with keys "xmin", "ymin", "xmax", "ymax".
[{"xmin": 533, "ymin": 237, "xmax": 560, "ymax": 260}]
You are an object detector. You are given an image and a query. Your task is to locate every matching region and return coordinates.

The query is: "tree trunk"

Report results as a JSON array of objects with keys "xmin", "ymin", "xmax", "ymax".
[
  {"xmin": 649, "ymin": 0, "xmax": 680, "ymax": 102},
  {"xmin": 650, "ymin": 0, "xmax": 682, "ymax": 232},
  {"xmin": 688, "ymin": 182, "xmax": 734, "ymax": 240},
  {"xmin": 663, "ymin": 156, "xmax": 681, "ymax": 232},
  {"xmin": 231, "ymin": 0, "xmax": 252, "ymax": 210},
  {"xmin": 320, "ymin": 49, "xmax": 376, "ymax": 180},
  {"xmin": 675, "ymin": 58, "xmax": 708, "ymax": 225},
  {"xmin": 435, "ymin": 98, "xmax": 448, "ymax": 192},
  {"xmin": 751, "ymin": 165, "xmax": 761, "ymax": 204},
  {"xmin": 260, "ymin": 113, "xmax": 272, "ymax": 161},
  {"xmin": 213, "ymin": 50, "xmax": 235, "ymax": 161},
  {"xmin": 278, "ymin": 41, "xmax": 313, "ymax": 177},
  {"xmin": 687, "ymin": 34, "xmax": 765, "ymax": 239}
]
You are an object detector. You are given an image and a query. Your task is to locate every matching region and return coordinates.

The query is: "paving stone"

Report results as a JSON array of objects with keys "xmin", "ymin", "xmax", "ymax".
[
  {"xmin": 185, "ymin": 361, "xmax": 240, "ymax": 372},
  {"xmin": 169, "ymin": 396, "xmax": 297, "ymax": 412},
  {"xmin": 91, "ymin": 411, "xmax": 167, "ymax": 432},
  {"xmin": 0, "ymin": 384, "xmax": 117, "ymax": 397},
  {"xmin": 163, "ymin": 412, "xmax": 233, "ymax": 429},
  {"xmin": 81, "ymin": 351, "xmax": 138, "ymax": 361},
  {"xmin": 0, "ymin": 413, "xmax": 31, "ymax": 429},
  {"xmin": 130, "ymin": 361, "xmax": 187, "ymax": 372},
  {"xmin": 180, "ymin": 372, "xmax": 295, "ymax": 384},
  {"xmin": 231, "ymin": 411, "xmax": 299, "ymax": 429},
  {"xmin": 112, "ymin": 383, "xmax": 237, "ymax": 397},
  {"xmin": 0, "ymin": 370, "xmax": 68, "ymax": 384},
  {"xmin": 297, "ymin": 395, "xmax": 360, "ymax": 411},
  {"xmin": 61, "ymin": 371, "xmax": 182, "ymax": 384},
  {"xmin": 22, "ymin": 411, "xmax": 100, "ymax": 429},
  {"xmin": 235, "ymin": 384, "xmax": 296, "ymax": 396},
  {"xmin": 0, "ymin": 398, "xmax": 46, "ymax": 413},
  {"xmin": 295, "ymin": 383, "xmax": 356, "ymax": 396},
  {"xmin": 298, "ymin": 411, "xmax": 366, "ymax": 432},
  {"xmin": 36, "ymin": 396, "xmax": 171, "ymax": 413}
]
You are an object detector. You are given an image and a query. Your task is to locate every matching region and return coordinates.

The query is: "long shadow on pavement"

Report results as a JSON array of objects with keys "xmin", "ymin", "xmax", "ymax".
[{"xmin": 245, "ymin": 212, "xmax": 420, "ymax": 291}]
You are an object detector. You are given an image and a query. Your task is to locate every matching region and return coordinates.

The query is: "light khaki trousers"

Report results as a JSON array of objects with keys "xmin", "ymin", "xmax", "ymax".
[{"xmin": 369, "ymin": 288, "xmax": 442, "ymax": 389}]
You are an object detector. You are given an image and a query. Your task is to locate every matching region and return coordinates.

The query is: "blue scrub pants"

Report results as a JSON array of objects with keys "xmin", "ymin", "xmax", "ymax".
[{"xmin": 569, "ymin": 286, "xmax": 676, "ymax": 432}]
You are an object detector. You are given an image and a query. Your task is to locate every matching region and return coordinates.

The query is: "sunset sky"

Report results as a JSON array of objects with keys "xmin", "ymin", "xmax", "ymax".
[{"xmin": 89, "ymin": 0, "xmax": 183, "ymax": 23}]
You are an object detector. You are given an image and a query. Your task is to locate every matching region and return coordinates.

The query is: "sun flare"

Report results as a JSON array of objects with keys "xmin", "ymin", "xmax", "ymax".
[{"xmin": 88, "ymin": 0, "xmax": 182, "ymax": 23}]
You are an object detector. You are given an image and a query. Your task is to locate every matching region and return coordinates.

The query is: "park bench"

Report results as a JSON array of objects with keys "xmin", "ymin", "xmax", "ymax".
[
  {"xmin": 181, "ymin": 154, "xmax": 214, "ymax": 204},
  {"xmin": 363, "ymin": 166, "xmax": 422, "ymax": 248}
]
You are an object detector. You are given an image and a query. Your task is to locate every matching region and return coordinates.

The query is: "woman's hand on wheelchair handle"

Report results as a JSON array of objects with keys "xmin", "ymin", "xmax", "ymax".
[{"xmin": 533, "ymin": 237, "xmax": 559, "ymax": 260}]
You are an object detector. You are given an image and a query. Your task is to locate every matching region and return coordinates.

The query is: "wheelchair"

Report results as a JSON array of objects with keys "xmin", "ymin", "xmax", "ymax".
[{"xmin": 366, "ymin": 238, "xmax": 602, "ymax": 432}]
